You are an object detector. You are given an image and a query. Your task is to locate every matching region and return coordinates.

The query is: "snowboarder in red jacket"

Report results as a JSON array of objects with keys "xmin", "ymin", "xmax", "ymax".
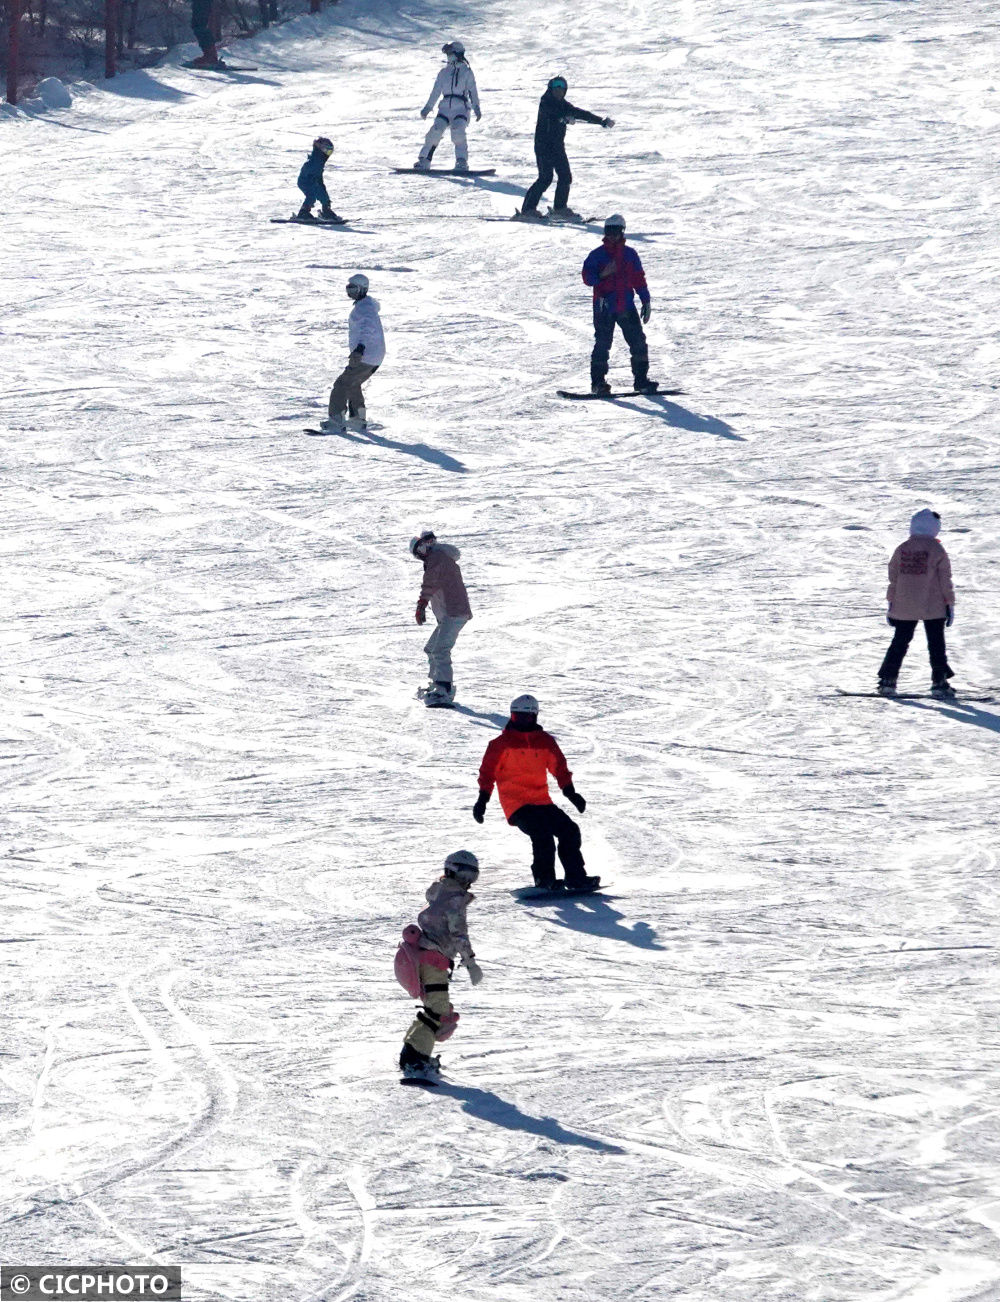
[
  {"xmin": 473, "ymin": 694, "xmax": 599, "ymax": 892},
  {"xmin": 581, "ymin": 213, "xmax": 657, "ymax": 395}
]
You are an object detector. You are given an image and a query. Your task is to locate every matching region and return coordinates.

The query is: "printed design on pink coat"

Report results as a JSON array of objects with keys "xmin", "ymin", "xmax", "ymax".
[{"xmin": 900, "ymin": 549, "xmax": 929, "ymax": 575}]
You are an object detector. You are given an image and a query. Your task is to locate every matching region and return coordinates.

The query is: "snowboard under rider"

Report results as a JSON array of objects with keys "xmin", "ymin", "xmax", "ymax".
[
  {"xmin": 877, "ymin": 508, "xmax": 957, "ymax": 698},
  {"xmin": 581, "ymin": 214, "xmax": 657, "ymax": 394},
  {"xmin": 415, "ymin": 40, "xmax": 481, "ymax": 174},
  {"xmin": 410, "ymin": 530, "xmax": 472, "ymax": 707},
  {"xmin": 322, "ymin": 274, "xmax": 384, "ymax": 433},
  {"xmin": 474, "ymin": 695, "xmax": 599, "ymax": 892},
  {"xmin": 520, "ymin": 76, "xmax": 614, "ymax": 221},
  {"xmin": 399, "ymin": 850, "xmax": 483, "ymax": 1082},
  {"xmin": 295, "ymin": 137, "xmax": 343, "ymax": 223}
]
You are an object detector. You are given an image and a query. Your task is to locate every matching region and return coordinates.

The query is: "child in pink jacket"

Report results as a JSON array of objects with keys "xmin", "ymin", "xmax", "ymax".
[{"xmin": 877, "ymin": 508, "xmax": 956, "ymax": 697}]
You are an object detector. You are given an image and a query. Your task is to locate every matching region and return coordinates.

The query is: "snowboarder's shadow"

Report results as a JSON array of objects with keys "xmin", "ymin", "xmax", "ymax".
[
  {"xmin": 899, "ymin": 699, "xmax": 1000, "ymax": 734},
  {"xmin": 612, "ymin": 396, "xmax": 742, "ymax": 440},
  {"xmin": 317, "ymin": 424, "xmax": 467, "ymax": 473},
  {"xmin": 434, "ymin": 1083, "xmax": 624, "ymax": 1152},
  {"xmin": 438, "ymin": 174, "xmax": 525, "ymax": 200},
  {"xmin": 533, "ymin": 894, "xmax": 664, "ymax": 950},
  {"xmin": 450, "ymin": 703, "xmax": 509, "ymax": 728}
]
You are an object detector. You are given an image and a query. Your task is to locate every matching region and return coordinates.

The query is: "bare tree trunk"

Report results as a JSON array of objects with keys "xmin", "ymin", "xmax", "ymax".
[
  {"xmin": 38, "ymin": 0, "xmax": 46, "ymax": 38},
  {"xmin": 104, "ymin": 0, "xmax": 117, "ymax": 76},
  {"xmin": 126, "ymin": 0, "xmax": 136, "ymax": 49},
  {"xmin": 6, "ymin": 0, "xmax": 22, "ymax": 104}
]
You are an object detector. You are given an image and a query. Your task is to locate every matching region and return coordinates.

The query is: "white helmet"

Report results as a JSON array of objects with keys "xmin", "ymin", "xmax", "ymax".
[
  {"xmin": 604, "ymin": 213, "xmax": 626, "ymax": 234},
  {"xmin": 444, "ymin": 849, "xmax": 479, "ymax": 884},
  {"xmin": 442, "ymin": 39, "xmax": 465, "ymax": 60},
  {"xmin": 510, "ymin": 694, "xmax": 539, "ymax": 715},
  {"xmin": 346, "ymin": 273, "xmax": 369, "ymax": 300},
  {"xmin": 409, "ymin": 529, "xmax": 436, "ymax": 557}
]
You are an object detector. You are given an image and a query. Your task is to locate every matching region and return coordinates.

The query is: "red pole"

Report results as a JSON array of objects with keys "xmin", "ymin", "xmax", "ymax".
[
  {"xmin": 6, "ymin": 0, "xmax": 22, "ymax": 105},
  {"xmin": 104, "ymin": 0, "xmax": 117, "ymax": 77}
]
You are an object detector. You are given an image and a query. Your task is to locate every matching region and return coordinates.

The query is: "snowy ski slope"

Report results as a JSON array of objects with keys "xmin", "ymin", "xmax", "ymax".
[{"xmin": 2, "ymin": 0, "xmax": 999, "ymax": 1298}]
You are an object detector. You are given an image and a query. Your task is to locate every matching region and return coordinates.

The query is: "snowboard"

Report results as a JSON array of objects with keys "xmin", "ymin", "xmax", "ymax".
[
  {"xmin": 393, "ymin": 167, "xmax": 496, "ymax": 176},
  {"xmin": 416, "ymin": 686, "xmax": 455, "ymax": 709},
  {"xmin": 557, "ymin": 388, "xmax": 685, "ymax": 399},
  {"xmin": 182, "ymin": 60, "xmax": 258, "ymax": 70},
  {"xmin": 303, "ymin": 424, "xmax": 382, "ymax": 436},
  {"xmin": 511, "ymin": 882, "xmax": 611, "ymax": 901},
  {"xmin": 836, "ymin": 689, "xmax": 993, "ymax": 702},
  {"xmin": 271, "ymin": 217, "xmax": 350, "ymax": 226}
]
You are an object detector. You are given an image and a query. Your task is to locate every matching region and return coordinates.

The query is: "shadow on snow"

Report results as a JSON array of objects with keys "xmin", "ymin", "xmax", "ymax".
[
  {"xmin": 435, "ymin": 1082, "xmax": 624, "ymax": 1153},
  {"xmin": 520, "ymin": 892, "xmax": 664, "ymax": 950},
  {"xmin": 317, "ymin": 424, "xmax": 467, "ymax": 473},
  {"xmin": 450, "ymin": 703, "xmax": 509, "ymax": 728},
  {"xmin": 612, "ymin": 395, "xmax": 743, "ymax": 440},
  {"xmin": 899, "ymin": 699, "xmax": 1000, "ymax": 734}
]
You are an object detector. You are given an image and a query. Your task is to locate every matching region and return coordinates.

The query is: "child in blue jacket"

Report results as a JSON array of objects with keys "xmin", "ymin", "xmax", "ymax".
[{"xmin": 296, "ymin": 138, "xmax": 343, "ymax": 223}]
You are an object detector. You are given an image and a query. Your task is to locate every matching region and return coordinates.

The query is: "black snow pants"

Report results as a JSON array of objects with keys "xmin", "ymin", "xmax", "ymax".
[
  {"xmin": 509, "ymin": 804, "xmax": 587, "ymax": 889},
  {"xmin": 591, "ymin": 301, "xmax": 649, "ymax": 387},
  {"xmin": 191, "ymin": 0, "xmax": 214, "ymax": 51},
  {"xmin": 878, "ymin": 617, "xmax": 952, "ymax": 683},
  {"xmin": 523, "ymin": 146, "xmax": 572, "ymax": 212}
]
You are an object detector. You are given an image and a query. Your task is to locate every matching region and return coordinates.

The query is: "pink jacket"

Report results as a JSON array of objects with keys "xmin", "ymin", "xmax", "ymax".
[
  {"xmin": 417, "ymin": 877, "xmax": 475, "ymax": 962},
  {"xmin": 418, "ymin": 543, "xmax": 472, "ymax": 620},
  {"xmin": 887, "ymin": 536, "xmax": 954, "ymax": 621}
]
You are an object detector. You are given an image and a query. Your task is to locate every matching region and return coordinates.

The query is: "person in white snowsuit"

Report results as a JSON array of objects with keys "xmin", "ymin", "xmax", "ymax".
[
  {"xmin": 400, "ymin": 850, "xmax": 483, "ymax": 1082},
  {"xmin": 415, "ymin": 40, "xmax": 481, "ymax": 173},
  {"xmin": 324, "ymin": 273, "xmax": 385, "ymax": 433},
  {"xmin": 410, "ymin": 529, "xmax": 472, "ymax": 707}
]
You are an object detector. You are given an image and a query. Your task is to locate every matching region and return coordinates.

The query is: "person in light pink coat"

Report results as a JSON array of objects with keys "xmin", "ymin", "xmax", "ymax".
[{"xmin": 877, "ymin": 508, "xmax": 956, "ymax": 697}]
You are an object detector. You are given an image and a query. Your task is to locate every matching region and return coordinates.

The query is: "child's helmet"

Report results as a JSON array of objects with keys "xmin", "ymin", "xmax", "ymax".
[
  {"xmin": 346, "ymin": 273, "xmax": 369, "ymax": 300},
  {"xmin": 409, "ymin": 529, "xmax": 436, "ymax": 557},
  {"xmin": 604, "ymin": 213, "xmax": 626, "ymax": 236},
  {"xmin": 444, "ymin": 849, "xmax": 479, "ymax": 884},
  {"xmin": 314, "ymin": 137, "xmax": 333, "ymax": 155},
  {"xmin": 442, "ymin": 39, "xmax": 465, "ymax": 60},
  {"xmin": 510, "ymin": 693, "xmax": 539, "ymax": 715}
]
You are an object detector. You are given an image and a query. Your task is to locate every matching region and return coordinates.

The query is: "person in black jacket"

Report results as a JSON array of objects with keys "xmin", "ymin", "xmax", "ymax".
[
  {"xmin": 295, "ymin": 138, "xmax": 342, "ymax": 223},
  {"xmin": 520, "ymin": 76, "xmax": 614, "ymax": 220}
]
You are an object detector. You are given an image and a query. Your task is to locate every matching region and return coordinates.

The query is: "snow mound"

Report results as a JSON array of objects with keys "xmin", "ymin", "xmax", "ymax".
[{"xmin": 36, "ymin": 77, "xmax": 72, "ymax": 109}]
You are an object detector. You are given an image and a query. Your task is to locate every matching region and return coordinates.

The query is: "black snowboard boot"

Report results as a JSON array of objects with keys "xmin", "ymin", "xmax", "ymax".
[
  {"xmin": 296, "ymin": 203, "xmax": 316, "ymax": 222},
  {"xmin": 591, "ymin": 379, "xmax": 611, "ymax": 396},
  {"xmin": 931, "ymin": 678, "xmax": 956, "ymax": 699},
  {"xmin": 877, "ymin": 677, "xmax": 897, "ymax": 697},
  {"xmin": 633, "ymin": 378, "xmax": 659, "ymax": 394}
]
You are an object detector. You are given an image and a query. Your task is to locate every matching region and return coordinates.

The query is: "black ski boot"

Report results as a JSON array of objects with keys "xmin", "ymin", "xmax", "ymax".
[
  {"xmin": 295, "ymin": 203, "xmax": 316, "ymax": 222},
  {"xmin": 321, "ymin": 206, "xmax": 345, "ymax": 223}
]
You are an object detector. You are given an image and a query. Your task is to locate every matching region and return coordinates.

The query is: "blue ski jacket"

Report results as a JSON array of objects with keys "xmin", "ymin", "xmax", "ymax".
[
  {"xmin": 297, "ymin": 148, "xmax": 330, "ymax": 203},
  {"xmin": 582, "ymin": 238, "xmax": 650, "ymax": 314}
]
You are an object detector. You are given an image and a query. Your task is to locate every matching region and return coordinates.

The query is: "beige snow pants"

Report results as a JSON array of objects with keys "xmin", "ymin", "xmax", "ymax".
[{"xmin": 403, "ymin": 962, "xmax": 453, "ymax": 1058}]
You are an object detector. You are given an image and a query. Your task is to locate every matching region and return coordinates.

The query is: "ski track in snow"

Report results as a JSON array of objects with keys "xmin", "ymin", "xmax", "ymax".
[{"xmin": 2, "ymin": 0, "xmax": 1000, "ymax": 1297}]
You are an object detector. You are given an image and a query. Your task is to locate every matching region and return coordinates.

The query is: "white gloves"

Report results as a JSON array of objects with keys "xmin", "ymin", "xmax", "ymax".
[{"xmin": 466, "ymin": 958, "xmax": 483, "ymax": 986}]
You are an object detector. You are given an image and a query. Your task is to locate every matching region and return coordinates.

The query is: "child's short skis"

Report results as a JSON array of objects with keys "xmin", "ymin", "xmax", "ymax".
[{"xmin": 397, "ymin": 851, "xmax": 484, "ymax": 1084}]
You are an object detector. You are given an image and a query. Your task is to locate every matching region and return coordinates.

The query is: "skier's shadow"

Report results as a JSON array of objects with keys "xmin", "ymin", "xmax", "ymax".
[
  {"xmin": 524, "ymin": 893, "xmax": 664, "ymax": 950},
  {"xmin": 611, "ymin": 396, "xmax": 742, "ymax": 440},
  {"xmin": 435, "ymin": 1083, "xmax": 624, "ymax": 1153},
  {"xmin": 899, "ymin": 699, "xmax": 1000, "ymax": 734},
  {"xmin": 313, "ymin": 424, "xmax": 467, "ymax": 473}
]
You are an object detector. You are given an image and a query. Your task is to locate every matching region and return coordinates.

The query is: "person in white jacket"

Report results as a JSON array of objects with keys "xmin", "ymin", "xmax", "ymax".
[
  {"xmin": 414, "ymin": 40, "xmax": 481, "ymax": 173},
  {"xmin": 322, "ymin": 273, "xmax": 385, "ymax": 433}
]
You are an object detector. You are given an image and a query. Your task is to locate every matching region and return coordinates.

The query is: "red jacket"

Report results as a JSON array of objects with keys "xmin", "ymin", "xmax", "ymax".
[
  {"xmin": 582, "ymin": 238, "xmax": 650, "ymax": 314},
  {"xmin": 478, "ymin": 724, "xmax": 573, "ymax": 820}
]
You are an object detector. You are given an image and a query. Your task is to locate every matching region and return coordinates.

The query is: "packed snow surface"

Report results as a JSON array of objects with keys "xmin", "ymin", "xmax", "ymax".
[{"xmin": 2, "ymin": 0, "xmax": 999, "ymax": 1298}]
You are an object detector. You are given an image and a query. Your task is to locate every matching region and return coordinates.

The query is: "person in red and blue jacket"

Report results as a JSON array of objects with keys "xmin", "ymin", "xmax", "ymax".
[{"xmin": 581, "ymin": 213, "xmax": 657, "ymax": 394}]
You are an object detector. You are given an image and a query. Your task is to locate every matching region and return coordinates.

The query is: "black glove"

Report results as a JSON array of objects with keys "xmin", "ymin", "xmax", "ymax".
[
  {"xmin": 473, "ymin": 792, "xmax": 489, "ymax": 823},
  {"xmin": 353, "ymin": 343, "xmax": 365, "ymax": 357},
  {"xmin": 602, "ymin": 117, "xmax": 614, "ymax": 128},
  {"xmin": 562, "ymin": 784, "xmax": 586, "ymax": 813},
  {"xmin": 945, "ymin": 604, "xmax": 954, "ymax": 628}
]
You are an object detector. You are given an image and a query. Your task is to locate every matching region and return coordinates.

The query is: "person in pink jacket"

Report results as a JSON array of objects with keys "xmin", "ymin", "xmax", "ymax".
[
  {"xmin": 877, "ymin": 508, "xmax": 956, "ymax": 698},
  {"xmin": 410, "ymin": 529, "xmax": 472, "ymax": 708}
]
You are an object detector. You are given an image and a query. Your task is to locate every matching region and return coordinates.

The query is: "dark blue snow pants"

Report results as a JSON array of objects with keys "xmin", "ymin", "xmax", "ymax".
[
  {"xmin": 591, "ymin": 302, "xmax": 649, "ymax": 387},
  {"xmin": 191, "ymin": 0, "xmax": 214, "ymax": 52}
]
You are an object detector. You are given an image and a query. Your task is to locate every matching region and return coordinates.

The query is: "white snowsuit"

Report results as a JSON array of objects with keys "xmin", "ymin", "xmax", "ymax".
[{"xmin": 418, "ymin": 60, "xmax": 481, "ymax": 167}]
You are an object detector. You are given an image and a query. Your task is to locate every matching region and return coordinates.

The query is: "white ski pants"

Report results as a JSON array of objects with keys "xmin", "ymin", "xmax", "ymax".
[
  {"xmin": 419, "ymin": 108, "xmax": 468, "ymax": 165},
  {"xmin": 423, "ymin": 615, "xmax": 468, "ymax": 683}
]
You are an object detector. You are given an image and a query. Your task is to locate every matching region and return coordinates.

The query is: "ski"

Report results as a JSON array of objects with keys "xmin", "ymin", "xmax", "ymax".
[
  {"xmin": 392, "ymin": 167, "xmax": 496, "ymax": 177},
  {"xmin": 557, "ymin": 388, "xmax": 685, "ymax": 399},
  {"xmin": 836, "ymin": 689, "xmax": 993, "ymax": 702},
  {"xmin": 182, "ymin": 60, "xmax": 258, "ymax": 71}
]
